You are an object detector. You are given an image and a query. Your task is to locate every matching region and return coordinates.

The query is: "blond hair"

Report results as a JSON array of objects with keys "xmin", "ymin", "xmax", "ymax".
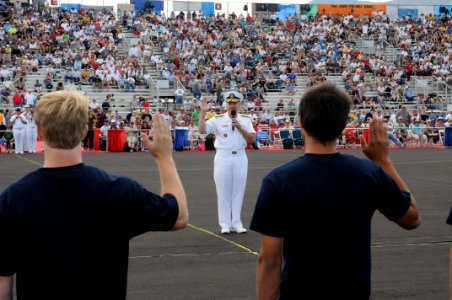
[{"xmin": 35, "ymin": 91, "xmax": 89, "ymax": 149}]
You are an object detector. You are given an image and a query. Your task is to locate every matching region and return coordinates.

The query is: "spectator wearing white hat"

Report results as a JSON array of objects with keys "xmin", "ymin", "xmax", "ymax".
[{"xmin": 199, "ymin": 91, "xmax": 256, "ymax": 234}]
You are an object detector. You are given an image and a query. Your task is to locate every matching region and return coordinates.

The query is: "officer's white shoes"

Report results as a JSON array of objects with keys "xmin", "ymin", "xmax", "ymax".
[
  {"xmin": 231, "ymin": 227, "xmax": 247, "ymax": 234},
  {"xmin": 220, "ymin": 227, "xmax": 231, "ymax": 234},
  {"xmin": 221, "ymin": 226, "xmax": 247, "ymax": 234}
]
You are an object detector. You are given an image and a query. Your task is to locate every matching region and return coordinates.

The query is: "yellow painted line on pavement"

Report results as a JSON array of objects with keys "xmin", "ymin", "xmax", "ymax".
[
  {"xmin": 188, "ymin": 223, "xmax": 259, "ymax": 255},
  {"xmin": 14, "ymin": 154, "xmax": 43, "ymax": 167}
]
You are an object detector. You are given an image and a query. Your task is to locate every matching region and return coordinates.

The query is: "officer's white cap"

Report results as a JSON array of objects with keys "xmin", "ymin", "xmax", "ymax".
[{"xmin": 224, "ymin": 91, "xmax": 243, "ymax": 103}]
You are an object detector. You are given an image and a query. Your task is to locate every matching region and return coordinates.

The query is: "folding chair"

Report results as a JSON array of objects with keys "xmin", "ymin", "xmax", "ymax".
[
  {"xmin": 292, "ymin": 129, "xmax": 304, "ymax": 148},
  {"xmin": 279, "ymin": 130, "xmax": 293, "ymax": 149},
  {"xmin": 256, "ymin": 130, "xmax": 271, "ymax": 148}
]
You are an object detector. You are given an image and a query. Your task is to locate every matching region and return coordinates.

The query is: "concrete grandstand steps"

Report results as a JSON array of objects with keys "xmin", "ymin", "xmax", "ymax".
[{"xmin": 261, "ymin": 75, "xmax": 347, "ymax": 108}]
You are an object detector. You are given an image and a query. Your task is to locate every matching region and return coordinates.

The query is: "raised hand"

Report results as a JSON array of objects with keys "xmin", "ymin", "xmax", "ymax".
[
  {"xmin": 360, "ymin": 118, "xmax": 390, "ymax": 164},
  {"xmin": 141, "ymin": 112, "xmax": 173, "ymax": 160},
  {"xmin": 200, "ymin": 97, "xmax": 209, "ymax": 113}
]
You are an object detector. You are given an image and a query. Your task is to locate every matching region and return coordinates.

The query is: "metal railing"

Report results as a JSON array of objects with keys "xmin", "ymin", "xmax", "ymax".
[
  {"xmin": 431, "ymin": 79, "xmax": 452, "ymax": 107},
  {"xmin": 413, "ymin": 76, "xmax": 451, "ymax": 110},
  {"xmin": 148, "ymin": 76, "xmax": 159, "ymax": 100},
  {"xmin": 175, "ymin": 77, "xmax": 186, "ymax": 92}
]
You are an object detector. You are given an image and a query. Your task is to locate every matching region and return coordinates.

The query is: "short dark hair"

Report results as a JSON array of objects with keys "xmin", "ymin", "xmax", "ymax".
[{"xmin": 298, "ymin": 83, "xmax": 351, "ymax": 144}]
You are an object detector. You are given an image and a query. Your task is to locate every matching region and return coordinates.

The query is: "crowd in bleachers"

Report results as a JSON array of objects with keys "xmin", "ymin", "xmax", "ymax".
[{"xmin": 0, "ymin": 5, "xmax": 451, "ymax": 153}]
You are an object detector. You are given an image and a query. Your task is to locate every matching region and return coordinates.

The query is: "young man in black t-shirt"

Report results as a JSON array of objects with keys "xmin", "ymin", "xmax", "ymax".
[
  {"xmin": 0, "ymin": 91, "xmax": 188, "ymax": 300},
  {"xmin": 251, "ymin": 83, "xmax": 420, "ymax": 299}
]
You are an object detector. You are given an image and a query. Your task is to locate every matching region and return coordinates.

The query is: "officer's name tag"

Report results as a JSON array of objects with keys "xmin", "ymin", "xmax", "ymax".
[{"xmin": 222, "ymin": 124, "xmax": 228, "ymax": 127}]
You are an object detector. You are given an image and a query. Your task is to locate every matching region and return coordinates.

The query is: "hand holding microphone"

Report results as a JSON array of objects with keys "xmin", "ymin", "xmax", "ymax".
[{"xmin": 231, "ymin": 110, "xmax": 237, "ymax": 131}]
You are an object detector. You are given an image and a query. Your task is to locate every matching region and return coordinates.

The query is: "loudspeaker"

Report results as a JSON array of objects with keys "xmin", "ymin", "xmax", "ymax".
[
  {"xmin": 244, "ymin": 4, "xmax": 248, "ymax": 11},
  {"xmin": 440, "ymin": 6, "xmax": 450, "ymax": 15},
  {"xmin": 302, "ymin": 4, "xmax": 310, "ymax": 12}
]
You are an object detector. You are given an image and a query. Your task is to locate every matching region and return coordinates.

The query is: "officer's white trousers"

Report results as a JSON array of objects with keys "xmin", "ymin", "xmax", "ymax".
[
  {"xmin": 27, "ymin": 127, "xmax": 37, "ymax": 152},
  {"xmin": 13, "ymin": 128, "xmax": 25, "ymax": 154},
  {"xmin": 214, "ymin": 149, "xmax": 248, "ymax": 229}
]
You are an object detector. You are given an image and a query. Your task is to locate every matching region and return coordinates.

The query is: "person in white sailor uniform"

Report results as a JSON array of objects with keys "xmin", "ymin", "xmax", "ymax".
[
  {"xmin": 10, "ymin": 107, "xmax": 27, "ymax": 155},
  {"xmin": 24, "ymin": 104, "xmax": 38, "ymax": 153},
  {"xmin": 199, "ymin": 92, "xmax": 256, "ymax": 234}
]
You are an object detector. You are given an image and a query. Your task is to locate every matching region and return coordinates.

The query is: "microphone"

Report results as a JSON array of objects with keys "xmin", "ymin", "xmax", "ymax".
[{"xmin": 231, "ymin": 110, "xmax": 237, "ymax": 131}]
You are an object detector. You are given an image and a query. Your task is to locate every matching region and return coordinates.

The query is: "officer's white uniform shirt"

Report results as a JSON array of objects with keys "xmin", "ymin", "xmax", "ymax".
[{"xmin": 205, "ymin": 113, "xmax": 255, "ymax": 149}]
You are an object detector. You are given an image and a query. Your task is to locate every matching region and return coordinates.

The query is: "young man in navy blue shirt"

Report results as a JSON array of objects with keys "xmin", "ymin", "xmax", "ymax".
[
  {"xmin": 251, "ymin": 83, "xmax": 420, "ymax": 299},
  {"xmin": 0, "ymin": 91, "xmax": 188, "ymax": 300}
]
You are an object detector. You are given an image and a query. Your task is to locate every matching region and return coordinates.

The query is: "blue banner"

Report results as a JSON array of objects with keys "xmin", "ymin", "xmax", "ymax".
[
  {"xmin": 398, "ymin": 9, "xmax": 418, "ymax": 18},
  {"xmin": 277, "ymin": 4, "xmax": 296, "ymax": 21},
  {"xmin": 434, "ymin": 5, "xmax": 452, "ymax": 15},
  {"xmin": 60, "ymin": 3, "xmax": 81, "ymax": 12},
  {"xmin": 135, "ymin": 0, "xmax": 163, "ymax": 13},
  {"xmin": 202, "ymin": 2, "xmax": 214, "ymax": 17}
]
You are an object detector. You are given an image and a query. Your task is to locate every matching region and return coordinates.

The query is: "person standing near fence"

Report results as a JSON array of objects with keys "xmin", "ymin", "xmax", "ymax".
[
  {"xmin": 83, "ymin": 109, "xmax": 96, "ymax": 151},
  {"xmin": 0, "ymin": 91, "xmax": 188, "ymax": 299},
  {"xmin": 199, "ymin": 92, "xmax": 256, "ymax": 234},
  {"xmin": 251, "ymin": 84, "xmax": 420, "ymax": 299}
]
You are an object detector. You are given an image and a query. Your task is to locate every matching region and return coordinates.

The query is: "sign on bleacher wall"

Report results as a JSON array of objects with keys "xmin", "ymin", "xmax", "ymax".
[
  {"xmin": 117, "ymin": 4, "xmax": 134, "ymax": 13},
  {"xmin": 156, "ymin": 80, "xmax": 170, "ymax": 89}
]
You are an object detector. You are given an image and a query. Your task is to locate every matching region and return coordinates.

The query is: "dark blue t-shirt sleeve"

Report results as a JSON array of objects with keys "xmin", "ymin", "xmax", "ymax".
[
  {"xmin": 0, "ymin": 190, "xmax": 17, "ymax": 276},
  {"xmin": 250, "ymin": 176, "xmax": 285, "ymax": 238},
  {"xmin": 447, "ymin": 206, "xmax": 452, "ymax": 225},
  {"xmin": 121, "ymin": 178, "xmax": 179, "ymax": 239},
  {"xmin": 375, "ymin": 167, "xmax": 411, "ymax": 222}
]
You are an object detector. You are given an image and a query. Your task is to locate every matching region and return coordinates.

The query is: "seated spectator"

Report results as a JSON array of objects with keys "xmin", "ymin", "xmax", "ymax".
[
  {"xmin": 92, "ymin": 75, "xmax": 102, "ymax": 90},
  {"xmin": 80, "ymin": 68, "xmax": 90, "ymax": 83},
  {"xmin": 56, "ymin": 82, "xmax": 64, "ymax": 91},
  {"xmin": 34, "ymin": 80, "xmax": 43, "ymax": 93},
  {"xmin": 102, "ymin": 99, "xmax": 111, "ymax": 112},
  {"xmin": 286, "ymin": 82, "xmax": 296, "ymax": 96},
  {"xmin": 44, "ymin": 76, "xmax": 53, "ymax": 91},
  {"xmin": 14, "ymin": 77, "xmax": 25, "ymax": 92},
  {"xmin": 125, "ymin": 77, "xmax": 136, "ymax": 92},
  {"xmin": 276, "ymin": 98, "xmax": 284, "ymax": 111},
  {"xmin": 0, "ymin": 87, "xmax": 10, "ymax": 103},
  {"xmin": 404, "ymin": 88, "xmax": 414, "ymax": 102},
  {"xmin": 409, "ymin": 120, "xmax": 427, "ymax": 147}
]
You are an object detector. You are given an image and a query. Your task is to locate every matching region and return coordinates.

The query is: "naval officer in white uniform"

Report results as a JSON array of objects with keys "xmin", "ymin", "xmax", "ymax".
[
  {"xmin": 10, "ymin": 107, "xmax": 27, "ymax": 155},
  {"xmin": 24, "ymin": 105, "xmax": 38, "ymax": 153},
  {"xmin": 199, "ymin": 92, "xmax": 256, "ymax": 234}
]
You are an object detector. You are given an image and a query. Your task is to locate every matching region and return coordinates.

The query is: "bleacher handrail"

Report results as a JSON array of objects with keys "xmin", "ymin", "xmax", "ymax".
[{"xmin": 148, "ymin": 76, "xmax": 159, "ymax": 100}]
